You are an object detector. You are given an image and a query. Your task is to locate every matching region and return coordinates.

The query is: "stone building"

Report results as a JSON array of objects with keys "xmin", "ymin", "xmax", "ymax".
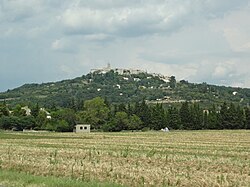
[{"xmin": 74, "ymin": 124, "xmax": 91, "ymax": 133}]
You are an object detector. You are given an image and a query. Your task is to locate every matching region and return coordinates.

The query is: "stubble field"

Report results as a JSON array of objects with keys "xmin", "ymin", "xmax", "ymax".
[{"xmin": 0, "ymin": 130, "xmax": 249, "ymax": 187}]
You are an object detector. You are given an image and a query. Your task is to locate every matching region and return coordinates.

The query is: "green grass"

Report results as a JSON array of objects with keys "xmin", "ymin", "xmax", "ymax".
[{"xmin": 0, "ymin": 169, "xmax": 123, "ymax": 187}]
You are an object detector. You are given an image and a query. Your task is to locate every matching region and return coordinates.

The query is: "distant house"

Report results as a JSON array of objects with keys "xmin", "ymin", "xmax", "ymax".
[
  {"xmin": 21, "ymin": 106, "xmax": 31, "ymax": 116},
  {"xmin": 40, "ymin": 108, "xmax": 51, "ymax": 119},
  {"xmin": 203, "ymin": 109, "xmax": 209, "ymax": 114},
  {"xmin": 74, "ymin": 124, "xmax": 91, "ymax": 133}
]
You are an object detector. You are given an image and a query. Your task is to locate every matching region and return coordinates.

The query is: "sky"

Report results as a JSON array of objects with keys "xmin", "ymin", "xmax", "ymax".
[{"xmin": 1, "ymin": 0, "xmax": 250, "ymax": 92}]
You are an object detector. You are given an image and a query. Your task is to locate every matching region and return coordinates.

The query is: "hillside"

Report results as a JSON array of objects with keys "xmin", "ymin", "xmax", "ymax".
[{"xmin": 1, "ymin": 67, "xmax": 250, "ymax": 109}]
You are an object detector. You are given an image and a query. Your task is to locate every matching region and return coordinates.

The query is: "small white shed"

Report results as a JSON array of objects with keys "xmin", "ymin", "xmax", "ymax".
[{"xmin": 74, "ymin": 124, "xmax": 91, "ymax": 133}]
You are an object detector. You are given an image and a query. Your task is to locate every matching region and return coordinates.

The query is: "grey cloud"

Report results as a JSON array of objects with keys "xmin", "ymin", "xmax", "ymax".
[
  {"xmin": 77, "ymin": 0, "xmax": 145, "ymax": 9},
  {"xmin": 1, "ymin": 0, "xmax": 248, "ymax": 38},
  {"xmin": 59, "ymin": 0, "xmax": 249, "ymax": 38},
  {"xmin": 1, "ymin": 0, "xmax": 250, "ymax": 91},
  {"xmin": 186, "ymin": 60, "xmax": 249, "ymax": 87},
  {"xmin": 59, "ymin": 3, "xmax": 187, "ymax": 37},
  {"xmin": 199, "ymin": 0, "xmax": 249, "ymax": 18},
  {"xmin": 0, "ymin": 0, "xmax": 44, "ymax": 22}
]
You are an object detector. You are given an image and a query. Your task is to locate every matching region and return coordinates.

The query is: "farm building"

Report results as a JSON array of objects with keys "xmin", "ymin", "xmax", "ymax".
[{"xmin": 74, "ymin": 124, "xmax": 91, "ymax": 133}]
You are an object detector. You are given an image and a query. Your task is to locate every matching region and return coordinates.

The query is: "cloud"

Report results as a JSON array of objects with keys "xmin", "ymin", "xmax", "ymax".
[
  {"xmin": 185, "ymin": 58, "xmax": 250, "ymax": 87},
  {"xmin": 59, "ymin": 3, "xmax": 188, "ymax": 37},
  {"xmin": 58, "ymin": 0, "xmax": 249, "ymax": 38},
  {"xmin": 1, "ymin": 0, "xmax": 250, "ymax": 92},
  {"xmin": 1, "ymin": 0, "xmax": 249, "ymax": 39},
  {"xmin": 0, "ymin": 0, "xmax": 44, "ymax": 22},
  {"xmin": 210, "ymin": 5, "xmax": 250, "ymax": 53},
  {"xmin": 212, "ymin": 62, "xmax": 235, "ymax": 79},
  {"xmin": 51, "ymin": 39, "xmax": 65, "ymax": 50},
  {"xmin": 83, "ymin": 34, "xmax": 113, "ymax": 41}
]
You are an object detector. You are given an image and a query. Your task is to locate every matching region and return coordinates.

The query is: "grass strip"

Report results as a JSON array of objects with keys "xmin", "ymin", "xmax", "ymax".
[{"xmin": 0, "ymin": 169, "xmax": 123, "ymax": 187}]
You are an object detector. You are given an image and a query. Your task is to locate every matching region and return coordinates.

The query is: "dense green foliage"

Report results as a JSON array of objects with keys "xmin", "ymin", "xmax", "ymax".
[
  {"xmin": 1, "ymin": 70, "xmax": 250, "ymax": 109},
  {"xmin": 0, "ymin": 97, "xmax": 249, "ymax": 131},
  {"xmin": 0, "ymin": 70, "xmax": 250, "ymax": 131}
]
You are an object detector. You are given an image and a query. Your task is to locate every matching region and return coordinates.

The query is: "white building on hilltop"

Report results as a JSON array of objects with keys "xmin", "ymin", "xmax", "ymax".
[
  {"xmin": 91, "ymin": 64, "xmax": 145, "ymax": 75},
  {"xmin": 90, "ymin": 64, "xmax": 171, "ymax": 83},
  {"xmin": 90, "ymin": 63, "xmax": 112, "ymax": 74}
]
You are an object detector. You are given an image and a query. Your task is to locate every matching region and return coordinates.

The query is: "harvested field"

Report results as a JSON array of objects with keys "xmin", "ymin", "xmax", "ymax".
[{"xmin": 0, "ymin": 130, "xmax": 249, "ymax": 186}]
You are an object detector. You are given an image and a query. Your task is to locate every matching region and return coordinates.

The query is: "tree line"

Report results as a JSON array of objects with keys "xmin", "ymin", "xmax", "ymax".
[{"xmin": 0, "ymin": 97, "xmax": 250, "ymax": 132}]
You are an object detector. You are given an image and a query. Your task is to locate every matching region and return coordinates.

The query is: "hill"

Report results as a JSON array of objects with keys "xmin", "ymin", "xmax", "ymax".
[{"xmin": 1, "ymin": 66, "xmax": 250, "ymax": 109}]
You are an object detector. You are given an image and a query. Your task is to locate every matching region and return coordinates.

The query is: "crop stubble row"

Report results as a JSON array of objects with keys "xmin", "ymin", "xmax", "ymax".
[{"xmin": 0, "ymin": 130, "xmax": 249, "ymax": 186}]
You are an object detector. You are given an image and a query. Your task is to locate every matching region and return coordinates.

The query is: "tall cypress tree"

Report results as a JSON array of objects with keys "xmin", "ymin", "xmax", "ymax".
[
  {"xmin": 244, "ymin": 107, "xmax": 250, "ymax": 129},
  {"xmin": 150, "ymin": 103, "xmax": 167, "ymax": 130},
  {"xmin": 141, "ymin": 99, "xmax": 152, "ymax": 128},
  {"xmin": 235, "ymin": 105, "xmax": 244, "ymax": 129},
  {"xmin": 134, "ymin": 99, "xmax": 151, "ymax": 129},
  {"xmin": 167, "ymin": 107, "xmax": 181, "ymax": 129},
  {"xmin": 203, "ymin": 110, "xmax": 208, "ymax": 129},
  {"xmin": 219, "ymin": 102, "xmax": 229, "ymax": 129},
  {"xmin": 179, "ymin": 101, "xmax": 192, "ymax": 129},
  {"xmin": 31, "ymin": 103, "xmax": 40, "ymax": 118},
  {"xmin": 227, "ymin": 103, "xmax": 237, "ymax": 129},
  {"xmin": 190, "ymin": 103, "xmax": 203, "ymax": 129},
  {"xmin": 207, "ymin": 105, "xmax": 219, "ymax": 129}
]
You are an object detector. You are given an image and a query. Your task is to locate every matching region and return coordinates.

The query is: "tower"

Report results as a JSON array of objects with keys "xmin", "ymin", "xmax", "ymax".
[{"xmin": 107, "ymin": 63, "xmax": 111, "ymax": 70}]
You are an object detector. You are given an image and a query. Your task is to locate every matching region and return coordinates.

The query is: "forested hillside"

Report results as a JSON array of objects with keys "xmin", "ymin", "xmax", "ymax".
[
  {"xmin": 1, "ymin": 70, "xmax": 250, "ymax": 109},
  {"xmin": 1, "ymin": 69, "xmax": 250, "ymax": 132}
]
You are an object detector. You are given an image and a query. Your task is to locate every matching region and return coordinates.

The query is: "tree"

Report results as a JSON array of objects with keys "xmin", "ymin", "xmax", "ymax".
[
  {"xmin": 0, "ymin": 116, "xmax": 23, "ymax": 130},
  {"xmin": 81, "ymin": 97, "xmax": 110, "ymax": 129},
  {"xmin": 169, "ymin": 76, "xmax": 176, "ymax": 89},
  {"xmin": 113, "ymin": 111, "xmax": 130, "ymax": 131},
  {"xmin": 218, "ymin": 102, "xmax": 229, "ymax": 129},
  {"xmin": 13, "ymin": 104, "xmax": 26, "ymax": 117},
  {"xmin": 102, "ymin": 111, "xmax": 129, "ymax": 132},
  {"xmin": 36, "ymin": 110, "xmax": 48, "ymax": 129},
  {"xmin": 31, "ymin": 103, "xmax": 40, "ymax": 118},
  {"xmin": 179, "ymin": 102, "xmax": 192, "ymax": 129},
  {"xmin": 245, "ymin": 107, "xmax": 250, "ymax": 129},
  {"xmin": 190, "ymin": 103, "xmax": 203, "ymax": 129},
  {"xmin": 0, "ymin": 103, "xmax": 9, "ymax": 117},
  {"xmin": 150, "ymin": 103, "xmax": 167, "ymax": 130},
  {"xmin": 127, "ymin": 103, "xmax": 134, "ymax": 116},
  {"xmin": 0, "ymin": 116, "xmax": 13, "ymax": 129},
  {"xmin": 134, "ymin": 99, "xmax": 151, "ymax": 129},
  {"xmin": 218, "ymin": 102, "xmax": 244, "ymax": 129},
  {"xmin": 167, "ymin": 107, "xmax": 181, "ymax": 129},
  {"xmin": 227, "ymin": 103, "xmax": 237, "ymax": 129},
  {"xmin": 235, "ymin": 105, "xmax": 244, "ymax": 129},
  {"xmin": 207, "ymin": 105, "xmax": 219, "ymax": 129},
  {"xmin": 203, "ymin": 110, "xmax": 208, "ymax": 129},
  {"xmin": 128, "ymin": 114, "xmax": 142, "ymax": 130},
  {"xmin": 20, "ymin": 116, "xmax": 36, "ymax": 130},
  {"xmin": 117, "ymin": 103, "xmax": 127, "ymax": 113},
  {"xmin": 103, "ymin": 112, "xmax": 142, "ymax": 132},
  {"xmin": 41, "ymin": 122, "xmax": 55, "ymax": 131},
  {"xmin": 51, "ymin": 108, "xmax": 76, "ymax": 130},
  {"xmin": 55, "ymin": 120, "xmax": 70, "ymax": 132}
]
